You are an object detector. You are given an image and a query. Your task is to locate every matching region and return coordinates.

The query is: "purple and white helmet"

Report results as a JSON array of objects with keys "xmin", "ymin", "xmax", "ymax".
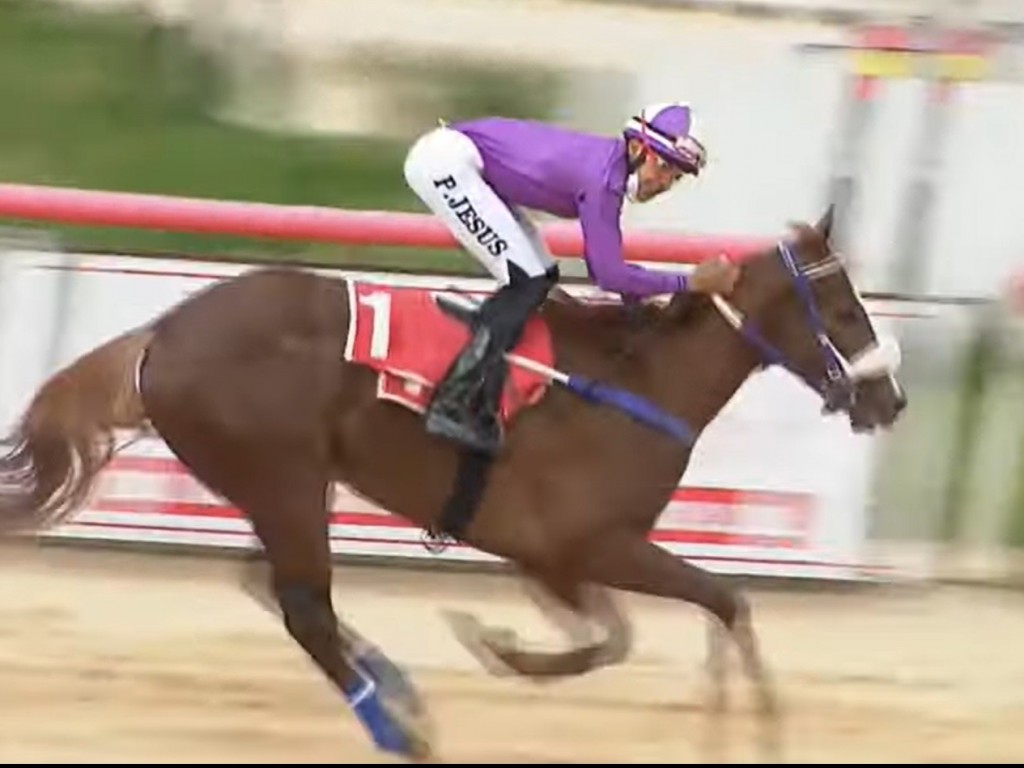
[{"xmin": 623, "ymin": 103, "xmax": 707, "ymax": 175}]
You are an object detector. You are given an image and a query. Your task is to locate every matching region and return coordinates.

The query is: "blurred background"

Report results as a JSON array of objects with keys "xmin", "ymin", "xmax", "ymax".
[{"xmin": 0, "ymin": 0, "xmax": 1022, "ymax": 583}]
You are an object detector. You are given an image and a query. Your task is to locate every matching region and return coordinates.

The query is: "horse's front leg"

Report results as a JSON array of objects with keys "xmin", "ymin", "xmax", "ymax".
[
  {"xmin": 445, "ymin": 565, "xmax": 631, "ymax": 680},
  {"xmin": 579, "ymin": 532, "xmax": 782, "ymax": 763}
]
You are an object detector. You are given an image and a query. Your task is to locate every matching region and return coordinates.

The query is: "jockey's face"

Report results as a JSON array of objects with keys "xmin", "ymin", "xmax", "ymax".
[{"xmin": 629, "ymin": 140, "xmax": 689, "ymax": 202}]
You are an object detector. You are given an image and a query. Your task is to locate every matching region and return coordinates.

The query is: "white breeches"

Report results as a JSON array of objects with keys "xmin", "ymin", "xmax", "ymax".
[{"xmin": 403, "ymin": 126, "xmax": 555, "ymax": 285}]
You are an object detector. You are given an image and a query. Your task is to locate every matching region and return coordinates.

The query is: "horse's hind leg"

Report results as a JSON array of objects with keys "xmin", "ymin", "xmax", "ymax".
[
  {"xmin": 140, "ymin": 415, "xmax": 432, "ymax": 759},
  {"xmin": 243, "ymin": 548, "xmax": 428, "ymax": 731},
  {"xmin": 140, "ymin": 327, "xmax": 432, "ymax": 757},
  {"xmin": 228, "ymin": 466, "xmax": 434, "ymax": 759},
  {"xmin": 580, "ymin": 534, "xmax": 781, "ymax": 763},
  {"xmin": 446, "ymin": 567, "xmax": 631, "ymax": 680}
]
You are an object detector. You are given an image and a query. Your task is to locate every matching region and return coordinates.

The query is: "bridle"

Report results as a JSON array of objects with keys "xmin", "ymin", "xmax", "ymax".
[
  {"xmin": 481, "ymin": 239, "xmax": 902, "ymax": 451},
  {"xmin": 709, "ymin": 241, "xmax": 901, "ymax": 412}
]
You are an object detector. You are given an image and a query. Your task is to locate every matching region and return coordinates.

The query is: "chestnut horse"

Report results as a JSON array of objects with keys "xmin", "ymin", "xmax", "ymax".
[{"xmin": 0, "ymin": 207, "xmax": 905, "ymax": 761}]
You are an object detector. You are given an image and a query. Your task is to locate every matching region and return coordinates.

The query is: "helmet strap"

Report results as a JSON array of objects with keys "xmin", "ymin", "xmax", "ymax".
[
  {"xmin": 624, "ymin": 139, "xmax": 647, "ymax": 203},
  {"xmin": 625, "ymin": 138, "xmax": 647, "ymax": 172},
  {"xmin": 625, "ymin": 171, "xmax": 641, "ymax": 203}
]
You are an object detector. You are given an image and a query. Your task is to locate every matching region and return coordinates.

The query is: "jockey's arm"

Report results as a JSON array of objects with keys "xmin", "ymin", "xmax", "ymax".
[{"xmin": 577, "ymin": 186, "xmax": 687, "ymax": 298}]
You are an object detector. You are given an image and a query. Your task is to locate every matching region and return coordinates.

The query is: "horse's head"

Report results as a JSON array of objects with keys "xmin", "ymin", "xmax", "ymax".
[{"xmin": 715, "ymin": 206, "xmax": 907, "ymax": 433}]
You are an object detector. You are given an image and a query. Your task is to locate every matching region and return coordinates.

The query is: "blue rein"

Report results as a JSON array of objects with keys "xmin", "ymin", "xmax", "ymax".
[
  {"xmin": 564, "ymin": 242, "xmax": 852, "ymax": 445},
  {"xmin": 735, "ymin": 243, "xmax": 851, "ymax": 405},
  {"xmin": 562, "ymin": 374, "xmax": 696, "ymax": 444}
]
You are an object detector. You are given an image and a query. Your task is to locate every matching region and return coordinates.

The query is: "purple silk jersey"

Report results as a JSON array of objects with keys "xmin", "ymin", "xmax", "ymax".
[{"xmin": 451, "ymin": 117, "xmax": 685, "ymax": 298}]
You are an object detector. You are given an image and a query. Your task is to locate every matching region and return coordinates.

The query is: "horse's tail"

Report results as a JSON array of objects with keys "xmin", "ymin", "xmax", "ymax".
[{"xmin": 0, "ymin": 327, "xmax": 155, "ymax": 534}]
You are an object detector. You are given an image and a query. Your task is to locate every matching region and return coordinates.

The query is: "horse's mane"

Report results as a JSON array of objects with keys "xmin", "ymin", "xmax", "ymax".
[
  {"xmin": 662, "ymin": 290, "xmax": 713, "ymax": 325},
  {"xmin": 542, "ymin": 288, "xmax": 716, "ymax": 363}
]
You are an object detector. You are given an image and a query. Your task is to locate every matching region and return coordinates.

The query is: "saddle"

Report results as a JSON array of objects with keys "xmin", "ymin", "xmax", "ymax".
[{"xmin": 343, "ymin": 280, "xmax": 556, "ymax": 548}]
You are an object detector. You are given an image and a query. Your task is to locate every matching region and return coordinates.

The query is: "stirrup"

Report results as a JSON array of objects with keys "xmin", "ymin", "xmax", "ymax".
[{"xmin": 435, "ymin": 293, "xmax": 479, "ymax": 328}]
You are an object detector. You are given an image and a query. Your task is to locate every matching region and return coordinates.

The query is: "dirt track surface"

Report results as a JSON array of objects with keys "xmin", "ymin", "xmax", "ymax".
[{"xmin": 0, "ymin": 544, "xmax": 1021, "ymax": 764}]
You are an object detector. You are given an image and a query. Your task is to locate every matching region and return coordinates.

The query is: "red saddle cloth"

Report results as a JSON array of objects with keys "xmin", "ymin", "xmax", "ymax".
[{"xmin": 343, "ymin": 280, "xmax": 555, "ymax": 424}]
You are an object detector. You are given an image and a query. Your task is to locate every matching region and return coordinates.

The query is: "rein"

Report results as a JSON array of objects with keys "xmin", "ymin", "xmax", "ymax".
[{"xmin": 710, "ymin": 242, "xmax": 900, "ymax": 411}]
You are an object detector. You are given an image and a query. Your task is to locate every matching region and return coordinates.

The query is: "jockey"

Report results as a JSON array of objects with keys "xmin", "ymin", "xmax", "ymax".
[{"xmin": 403, "ymin": 102, "xmax": 740, "ymax": 456}]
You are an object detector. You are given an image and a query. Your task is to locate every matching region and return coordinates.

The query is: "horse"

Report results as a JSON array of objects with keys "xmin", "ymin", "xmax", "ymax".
[{"xmin": 0, "ymin": 205, "xmax": 906, "ymax": 761}]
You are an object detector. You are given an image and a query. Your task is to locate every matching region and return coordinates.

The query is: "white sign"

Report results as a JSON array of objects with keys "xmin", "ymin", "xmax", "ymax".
[{"xmin": 0, "ymin": 249, "xmax": 911, "ymax": 580}]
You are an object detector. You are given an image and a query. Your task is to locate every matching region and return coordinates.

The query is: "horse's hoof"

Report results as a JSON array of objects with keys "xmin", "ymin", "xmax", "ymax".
[
  {"xmin": 442, "ymin": 609, "xmax": 515, "ymax": 677},
  {"xmin": 381, "ymin": 681, "xmax": 435, "ymax": 762},
  {"xmin": 346, "ymin": 648, "xmax": 435, "ymax": 761},
  {"xmin": 389, "ymin": 710, "xmax": 434, "ymax": 763},
  {"xmin": 350, "ymin": 682, "xmax": 435, "ymax": 762}
]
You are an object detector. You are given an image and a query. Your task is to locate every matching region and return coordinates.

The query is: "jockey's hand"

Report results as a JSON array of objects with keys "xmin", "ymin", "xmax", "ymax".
[{"xmin": 688, "ymin": 254, "xmax": 740, "ymax": 296}]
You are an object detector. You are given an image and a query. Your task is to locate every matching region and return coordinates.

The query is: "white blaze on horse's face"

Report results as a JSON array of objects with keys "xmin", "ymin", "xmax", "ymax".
[
  {"xmin": 822, "ymin": 280, "xmax": 903, "ymax": 391},
  {"xmin": 819, "ymin": 287, "xmax": 902, "ymax": 381},
  {"xmin": 802, "ymin": 253, "xmax": 906, "ymax": 425},
  {"xmin": 845, "ymin": 334, "xmax": 902, "ymax": 380}
]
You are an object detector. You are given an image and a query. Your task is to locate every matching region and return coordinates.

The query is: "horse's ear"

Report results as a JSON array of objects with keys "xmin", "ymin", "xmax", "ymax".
[{"xmin": 816, "ymin": 204, "xmax": 836, "ymax": 243}]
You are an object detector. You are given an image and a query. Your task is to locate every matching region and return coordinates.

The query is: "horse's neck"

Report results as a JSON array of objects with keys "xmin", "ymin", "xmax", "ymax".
[
  {"xmin": 606, "ymin": 296, "xmax": 761, "ymax": 438},
  {"xmin": 546, "ymin": 297, "xmax": 759, "ymax": 438},
  {"xmin": 644, "ymin": 303, "xmax": 760, "ymax": 436}
]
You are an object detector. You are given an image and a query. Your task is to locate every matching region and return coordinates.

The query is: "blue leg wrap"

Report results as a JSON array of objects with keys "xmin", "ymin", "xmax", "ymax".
[
  {"xmin": 356, "ymin": 645, "xmax": 424, "ymax": 715},
  {"xmin": 343, "ymin": 669, "xmax": 413, "ymax": 756}
]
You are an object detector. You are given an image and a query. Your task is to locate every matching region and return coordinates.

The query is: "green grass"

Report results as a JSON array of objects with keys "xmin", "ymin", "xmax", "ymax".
[
  {"xmin": 0, "ymin": 0, "xmax": 471, "ymax": 270},
  {"xmin": 869, "ymin": 326, "xmax": 1024, "ymax": 553},
  {"xmin": 1009, "ymin": 430, "xmax": 1024, "ymax": 548}
]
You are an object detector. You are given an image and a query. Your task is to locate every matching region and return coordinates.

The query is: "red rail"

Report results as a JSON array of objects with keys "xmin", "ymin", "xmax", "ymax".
[{"xmin": 0, "ymin": 183, "xmax": 771, "ymax": 264}]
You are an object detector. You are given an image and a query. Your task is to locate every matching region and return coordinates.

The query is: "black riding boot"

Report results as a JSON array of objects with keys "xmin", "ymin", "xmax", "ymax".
[{"xmin": 424, "ymin": 264, "xmax": 558, "ymax": 456}]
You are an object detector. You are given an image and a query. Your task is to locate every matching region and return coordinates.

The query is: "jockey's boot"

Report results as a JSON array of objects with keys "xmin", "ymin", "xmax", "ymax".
[{"xmin": 424, "ymin": 264, "xmax": 558, "ymax": 456}]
